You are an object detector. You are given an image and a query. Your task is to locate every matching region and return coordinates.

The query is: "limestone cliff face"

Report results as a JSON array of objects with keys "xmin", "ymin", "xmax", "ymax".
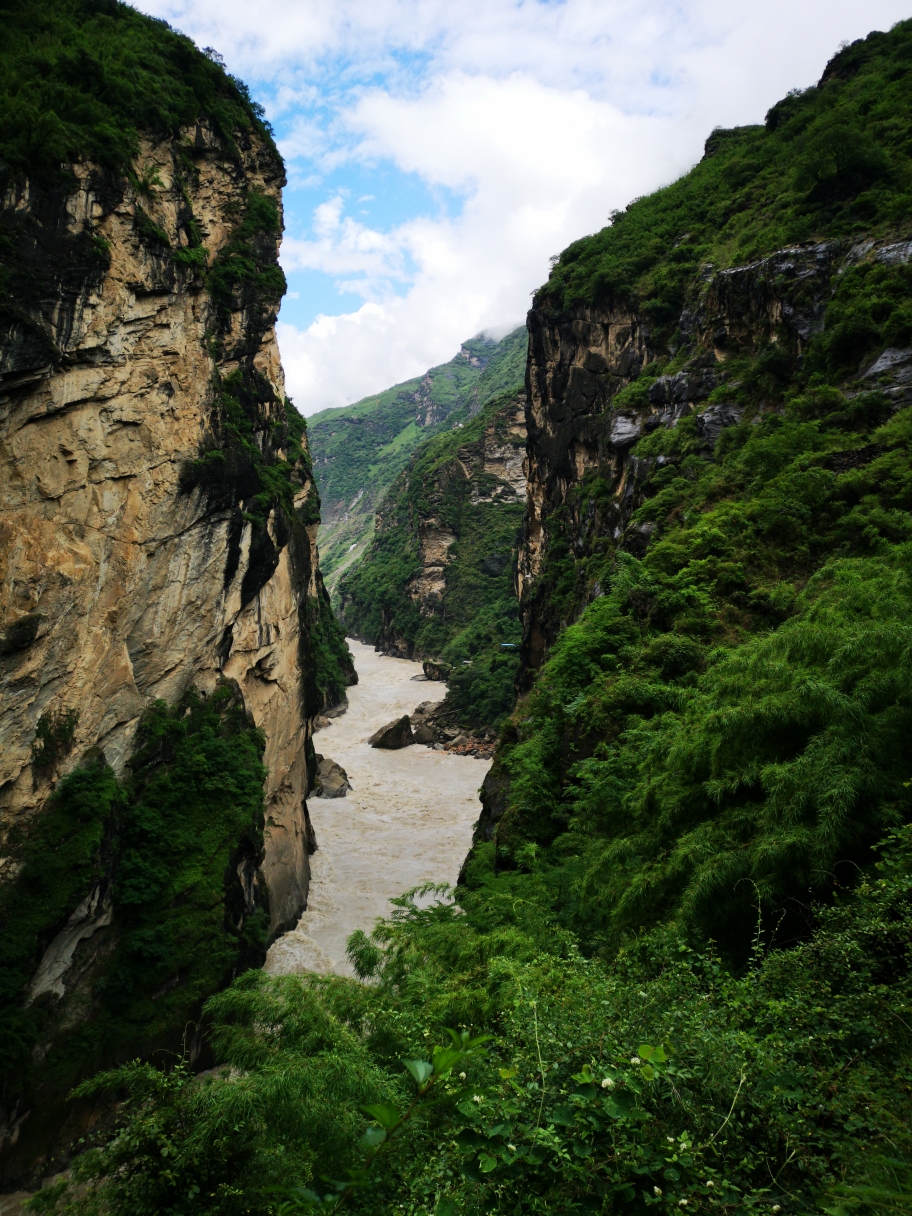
[
  {"xmin": 0, "ymin": 124, "xmax": 333, "ymax": 947},
  {"xmin": 516, "ymin": 236, "xmax": 912, "ymax": 680}
]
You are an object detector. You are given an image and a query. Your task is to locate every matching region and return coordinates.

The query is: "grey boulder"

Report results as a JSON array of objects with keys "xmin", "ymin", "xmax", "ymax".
[
  {"xmin": 312, "ymin": 755, "xmax": 352, "ymax": 798},
  {"xmin": 368, "ymin": 715, "xmax": 415, "ymax": 749},
  {"xmin": 422, "ymin": 659, "xmax": 451, "ymax": 681},
  {"xmin": 696, "ymin": 403, "xmax": 743, "ymax": 445}
]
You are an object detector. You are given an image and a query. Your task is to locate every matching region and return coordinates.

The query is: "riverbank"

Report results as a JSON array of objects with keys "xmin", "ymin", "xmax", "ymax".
[{"xmin": 265, "ymin": 639, "xmax": 489, "ymax": 978}]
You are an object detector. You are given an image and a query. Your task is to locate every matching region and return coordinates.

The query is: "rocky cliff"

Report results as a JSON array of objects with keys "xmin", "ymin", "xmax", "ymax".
[
  {"xmin": 469, "ymin": 23, "xmax": 912, "ymax": 919},
  {"xmin": 308, "ymin": 326, "xmax": 527, "ymax": 595},
  {"xmin": 518, "ymin": 238, "xmax": 912, "ymax": 676},
  {"xmin": 0, "ymin": 91, "xmax": 352, "ymax": 1188},
  {"xmin": 338, "ymin": 390, "xmax": 526, "ymax": 730}
]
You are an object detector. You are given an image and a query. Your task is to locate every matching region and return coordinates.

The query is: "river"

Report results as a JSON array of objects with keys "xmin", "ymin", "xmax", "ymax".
[{"xmin": 264, "ymin": 639, "xmax": 490, "ymax": 978}]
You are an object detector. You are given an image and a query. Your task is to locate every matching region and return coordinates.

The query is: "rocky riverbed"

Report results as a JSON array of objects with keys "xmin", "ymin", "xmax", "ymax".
[{"xmin": 265, "ymin": 639, "xmax": 489, "ymax": 978}]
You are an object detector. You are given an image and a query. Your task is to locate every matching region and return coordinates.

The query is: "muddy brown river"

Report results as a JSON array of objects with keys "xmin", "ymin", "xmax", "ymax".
[{"xmin": 265, "ymin": 639, "xmax": 490, "ymax": 978}]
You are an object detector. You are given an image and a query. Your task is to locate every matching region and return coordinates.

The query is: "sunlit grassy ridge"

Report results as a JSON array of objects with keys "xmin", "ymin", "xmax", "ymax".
[
  {"xmin": 0, "ymin": 0, "xmax": 274, "ymax": 183},
  {"xmin": 542, "ymin": 21, "xmax": 912, "ymax": 331}
]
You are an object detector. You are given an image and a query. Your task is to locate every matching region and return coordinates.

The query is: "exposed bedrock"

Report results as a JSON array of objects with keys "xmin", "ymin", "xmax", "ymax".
[
  {"xmin": 0, "ymin": 121, "xmax": 353, "ymax": 1073},
  {"xmin": 516, "ymin": 236, "xmax": 912, "ymax": 680}
]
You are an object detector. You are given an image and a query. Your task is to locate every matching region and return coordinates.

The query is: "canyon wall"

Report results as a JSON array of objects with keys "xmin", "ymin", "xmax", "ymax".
[
  {"xmin": 307, "ymin": 326, "xmax": 527, "ymax": 596},
  {"xmin": 336, "ymin": 390, "xmax": 526, "ymax": 732},
  {"xmin": 0, "ymin": 121, "xmax": 352, "ymax": 1180},
  {"xmin": 358, "ymin": 391, "xmax": 527, "ymax": 659},
  {"xmin": 516, "ymin": 237, "xmax": 912, "ymax": 679}
]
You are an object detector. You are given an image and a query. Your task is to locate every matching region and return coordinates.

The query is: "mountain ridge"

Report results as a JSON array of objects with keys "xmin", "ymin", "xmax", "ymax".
[{"xmin": 307, "ymin": 326, "xmax": 527, "ymax": 594}]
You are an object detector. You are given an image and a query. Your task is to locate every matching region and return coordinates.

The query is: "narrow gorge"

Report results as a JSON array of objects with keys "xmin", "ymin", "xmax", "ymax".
[{"xmin": 3, "ymin": 6, "xmax": 912, "ymax": 1215}]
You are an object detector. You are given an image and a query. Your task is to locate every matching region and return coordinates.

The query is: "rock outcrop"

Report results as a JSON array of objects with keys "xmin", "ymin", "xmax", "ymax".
[
  {"xmin": 410, "ymin": 699, "xmax": 496, "ymax": 756},
  {"xmin": 0, "ymin": 124, "xmax": 336, "ymax": 935},
  {"xmin": 368, "ymin": 715, "xmax": 415, "ymax": 749},
  {"xmin": 517, "ymin": 234, "xmax": 912, "ymax": 678},
  {"xmin": 312, "ymin": 755, "xmax": 352, "ymax": 798}
]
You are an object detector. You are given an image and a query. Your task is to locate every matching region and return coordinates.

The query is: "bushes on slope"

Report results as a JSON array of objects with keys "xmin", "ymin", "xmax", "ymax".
[
  {"xmin": 33, "ymin": 830, "xmax": 912, "ymax": 1215},
  {"xmin": 1, "ymin": 685, "xmax": 270, "ymax": 1179},
  {"xmin": 0, "ymin": 0, "xmax": 274, "ymax": 185}
]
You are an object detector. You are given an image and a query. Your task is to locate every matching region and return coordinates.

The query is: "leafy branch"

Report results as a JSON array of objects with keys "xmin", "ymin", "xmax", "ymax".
[{"xmin": 276, "ymin": 1029, "xmax": 491, "ymax": 1215}]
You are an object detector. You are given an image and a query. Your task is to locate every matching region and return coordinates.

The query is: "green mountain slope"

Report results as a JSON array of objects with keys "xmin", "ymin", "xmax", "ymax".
[
  {"xmin": 338, "ymin": 389, "xmax": 527, "ymax": 731},
  {"xmin": 484, "ymin": 18, "xmax": 912, "ymax": 962},
  {"xmin": 545, "ymin": 28, "xmax": 912, "ymax": 319},
  {"xmin": 308, "ymin": 326, "xmax": 526, "ymax": 593}
]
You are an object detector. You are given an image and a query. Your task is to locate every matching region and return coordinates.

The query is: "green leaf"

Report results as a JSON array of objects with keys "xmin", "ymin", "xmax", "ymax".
[
  {"xmin": 363, "ymin": 1102, "xmax": 401, "ymax": 1130},
  {"xmin": 455, "ymin": 1129, "xmax": 486, "ymax": 1149},
  {"xmin": 603, "ymin": 1091, "xmax": 635, "ymax": 1119},
  {"xmin": 403, "ymin": 1059, "xmax": 434, "ymax": 1086},
  {"xmin": 432, "ymin": 1046, "xmax": 462, "ymax": 1077},
  {"xmin": 479, "ymin": 1155, "xmax": 498, "ymax": 1173},
  {"xmin": 362, "ymin": 1127, "xmax": 387, "ymax": 1148}
]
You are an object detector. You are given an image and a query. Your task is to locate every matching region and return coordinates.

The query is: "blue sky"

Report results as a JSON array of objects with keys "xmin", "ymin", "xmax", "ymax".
[{"xmin": 138, "ymin": 0, "xmax": 912, "ymax": 413}]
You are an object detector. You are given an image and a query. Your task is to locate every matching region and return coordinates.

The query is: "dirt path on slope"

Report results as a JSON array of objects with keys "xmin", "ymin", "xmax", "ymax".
[{"xmin": 264, "ymin": 639, "xmax": 489, "ymax": 978}]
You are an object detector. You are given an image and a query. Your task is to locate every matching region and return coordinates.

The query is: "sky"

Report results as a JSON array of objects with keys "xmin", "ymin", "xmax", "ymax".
[{"xmin": 136, "ymin": 0, "xmax": 912, "ymax": 415}]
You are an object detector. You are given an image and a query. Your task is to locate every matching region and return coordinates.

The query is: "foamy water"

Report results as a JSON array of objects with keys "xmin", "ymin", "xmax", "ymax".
[{"xmin": 264, "ymin": 639, "xmax": 490, "ymax": 977}]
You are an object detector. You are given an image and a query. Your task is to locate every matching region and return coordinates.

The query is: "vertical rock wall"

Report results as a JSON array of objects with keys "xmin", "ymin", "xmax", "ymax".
[{"xmin": 0, "ymin": 124, "xmax": 327, "ymax": 942}]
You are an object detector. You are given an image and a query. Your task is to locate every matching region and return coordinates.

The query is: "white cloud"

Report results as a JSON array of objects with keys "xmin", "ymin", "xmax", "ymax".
[
  {"xmin": 278, "ymin": 72, "xmax": 675, "ymax": 410},
  {"xmin": 136, "ymin": 0, "xmax": 912, "ymax": 411}
]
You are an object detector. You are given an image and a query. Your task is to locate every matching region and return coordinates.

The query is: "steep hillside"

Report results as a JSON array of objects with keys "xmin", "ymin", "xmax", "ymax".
[
  {"xmin": 0, "ymin": 0, "xmax": 352, "ymax": 1185},
  {"xmin": 308, "ymin": 326, "xmax": 526, "ymax": 593},
  {"xmin": 476, "ymin": 19, "xmax": 912, "ymax": 961},
  {"xmin": 338, "ymin": 390, "xmax": 526, "ymax": 731}
]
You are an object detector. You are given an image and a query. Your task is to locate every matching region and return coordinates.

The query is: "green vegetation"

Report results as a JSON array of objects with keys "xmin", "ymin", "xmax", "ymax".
[
  {"xmin": 308, "ymin": 328, "xmax": 526, "ymax": 594},
  {"xmin": 492, "ymin": 19, "xmax": 912, "ymax": 958},
  {"xmin": 1, "ymin": 685, "xmax": 270, "ymax": 1170},
  {"xmin": 338, "ymin": 390, "xmax": 525, "ymax": 731},
  {"xmin": 207, "ymin": 190, "xmax": 287, "ymax": 346},
  {"xmin": 32, "ymin": 831, "xmax": 912, "ymax": 1215},
  {"xmin": 544, "ymin": 22, "xmax": 912, "ymax": 335},
  {"xmin": 0, "ymin": 0, "xmax": 275, "ymax": 185}
]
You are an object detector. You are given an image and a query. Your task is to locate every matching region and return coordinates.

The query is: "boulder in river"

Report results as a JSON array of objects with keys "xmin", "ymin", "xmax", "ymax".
[
  {"xmin": 324, "ymin": 694, "xmax": 349, "ymax": 720},
  {"xmin": 368, "ymin": 715, "xmax": 415, "ymax": 749},
  {"xmin": 313, "ymin": 755, "xmax": 352, "ymax": 798}
]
